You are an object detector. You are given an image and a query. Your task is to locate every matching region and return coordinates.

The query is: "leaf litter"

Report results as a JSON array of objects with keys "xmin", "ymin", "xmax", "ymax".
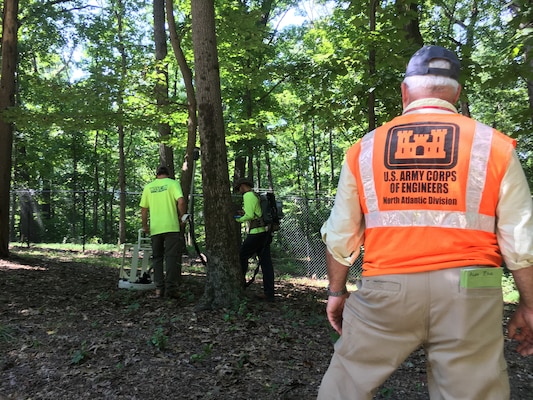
[{"xmin": 0, "ymin": 252, "xmax": 531, "ymax": 399}]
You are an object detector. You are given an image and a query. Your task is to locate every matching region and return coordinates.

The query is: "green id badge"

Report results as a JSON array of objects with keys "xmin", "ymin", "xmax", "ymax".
[{"xmin": 459, "ymin": 267, "xmax": 502, "ymax": 289}]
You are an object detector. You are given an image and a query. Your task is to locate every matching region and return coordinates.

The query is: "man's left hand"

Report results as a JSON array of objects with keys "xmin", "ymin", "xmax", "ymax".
[{"xmin": 508, "ymin": 303, "xmax": 533, "ymax": 356}]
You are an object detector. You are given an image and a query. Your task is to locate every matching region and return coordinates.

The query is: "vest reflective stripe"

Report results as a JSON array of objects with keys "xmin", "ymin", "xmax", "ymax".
[
  {"xmin": 467, "ymin": 122, "xmax": 493, "ymax": 213},
  {"xmin": 365, "ymin": 210, "xmax": 496, "ymax": 231},
  {"xmin": 359, "ymin": 122, "xmax": 496, "ymax": 233},
  {"xmin": 359, "ymin": 130, "xmax": 377, "ymax": 212}
]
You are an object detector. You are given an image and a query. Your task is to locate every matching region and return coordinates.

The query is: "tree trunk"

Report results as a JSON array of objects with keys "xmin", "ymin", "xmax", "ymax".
[
  {"xmin": 191, "ymin": 0, "xmax": 243, "ymax": 309},
  {"xmin": 230, "ymin": 0, "xmax": 276, "ymax": 190},
  {"xmin": 246, "ymin": 147, "xmax": 254, "ymax": 183},
  {"xmin": 329, "ymin": 130, "xmax": 334, "ymax": 186},
  {"xmin": 255, "ymin": 153, "xmax": 261, "ymax": 189},
  {"xmin": 303, "ymin": 121, "xmax": 319, "ymax": 198},
  {"xmin": 118, "ymin": 125, "xmax": 127, "ymax": 244},
  {"xmin": 166, "ymin": 0, "xmax": 198, "ymax": 200},
  {"xmin": 154, "ymin": 0, "xmax": 174, "ymax": 174},
  {"xmin": 311, "ymin": 120, "xmax": 319, "ymax": 198},
  {"xmin": 233, "ymin": 156, "xmax": 246, "ymax": 184},
  {"xmin": 368, "ymin": 0, "xmax": 377, "ymax": 132},
  {"xmin": 527, "ymin": 69, "xmax": 533, "ymax": 122},
  {"xmin": 70, "ymin": 133, "xmax": 79, "ymax": 240},
  {"xmin": 103, "ymin": 134, "xmax": 110, "ymax": 243},
  {"xmin": 92, "ymin": 131, "xmax": 100, "ymax": 237},
  {"xmin": 265, "ymin": 146, "xmax": 273, "ymax": 190},
  {"xmin": 519, "ymin": 15, "xmax": 533, "ymax": 123},
  {"xmin": 290, "ymin": 130, "xmax": 304, "ymax": 193},
  {"xmin": 396, "ymin": 0, "xmax": 423, "ymax": 45},
  {"xmin": 115, "ymin": 0, "xmax": 127, "ymax": 244},
  {"xmin": 0, "ymin": 0, "xmax": 19, "ymax": 258}
]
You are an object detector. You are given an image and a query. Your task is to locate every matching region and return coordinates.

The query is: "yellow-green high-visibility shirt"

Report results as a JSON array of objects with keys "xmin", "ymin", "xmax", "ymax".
[
  {"xmin": 140, "ymin": 177, "xmax": 183, "ymax": 235},
  {"xmin": 236, "ymin": 191, "xmax": 266, "ymax": 234}
]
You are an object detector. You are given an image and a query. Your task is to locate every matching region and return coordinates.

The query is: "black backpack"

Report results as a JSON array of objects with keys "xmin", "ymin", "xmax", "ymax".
[{"xmin": 257, "ymin": 192, "xmax": 284, "ymax": 231}]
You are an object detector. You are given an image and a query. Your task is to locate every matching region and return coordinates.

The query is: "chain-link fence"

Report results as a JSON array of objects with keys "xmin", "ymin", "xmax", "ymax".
[
  {"xmin": 272, "ymin": 196, "xmax": 363, "ymax": 279},
  {"xmin": 9, "ymin": 189, "xmax": 364, "ymax": 279}
]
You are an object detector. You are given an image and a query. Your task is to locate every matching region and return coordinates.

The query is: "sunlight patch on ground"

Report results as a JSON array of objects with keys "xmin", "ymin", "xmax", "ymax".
[{"xmin": 0, "ymin": 261, "xmax": 46, "ymax": 271}]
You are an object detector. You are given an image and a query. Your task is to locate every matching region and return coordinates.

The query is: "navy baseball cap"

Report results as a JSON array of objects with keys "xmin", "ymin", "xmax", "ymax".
[{"xmin": 405, "ymin": 45, "xmax": 460, "ymax": 81}]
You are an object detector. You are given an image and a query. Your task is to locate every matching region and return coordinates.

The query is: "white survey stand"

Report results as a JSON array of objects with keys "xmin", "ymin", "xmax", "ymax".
[{"xmin": 118, "ymin": 229, "xmax": 156, "ymax": 290}]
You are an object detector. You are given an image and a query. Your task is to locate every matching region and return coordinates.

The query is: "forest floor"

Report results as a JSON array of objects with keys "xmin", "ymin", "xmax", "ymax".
[{"xmin": 0, "ymin": 247, "xmax": 532, "ymax": 400}]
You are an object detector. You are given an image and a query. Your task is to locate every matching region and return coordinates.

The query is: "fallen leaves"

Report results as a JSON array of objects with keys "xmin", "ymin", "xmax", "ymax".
[{"xmin": 0, "ymin": 251, "xmax": 532, "ymax": 400}]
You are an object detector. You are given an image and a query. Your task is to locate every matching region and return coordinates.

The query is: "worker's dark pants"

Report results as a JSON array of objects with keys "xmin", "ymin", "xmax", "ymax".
[
  {"xmin": 151, "ymin": 231, "xmax": 181, "ymax": 294},
  {"xmin": 240, "ymin": 231, "xmax": 274, "ymax": 298}
]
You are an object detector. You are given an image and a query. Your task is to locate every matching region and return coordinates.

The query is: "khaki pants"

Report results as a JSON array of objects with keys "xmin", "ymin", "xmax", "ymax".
[{"xmin": 317, "ymin": 268, "xmax": 509, "ymax": 400}]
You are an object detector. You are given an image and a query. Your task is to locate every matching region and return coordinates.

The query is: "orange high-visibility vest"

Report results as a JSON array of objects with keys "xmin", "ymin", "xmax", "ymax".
[{"xmin": 346, "ymin": 113, "xmax": 516, "ymax": 276}]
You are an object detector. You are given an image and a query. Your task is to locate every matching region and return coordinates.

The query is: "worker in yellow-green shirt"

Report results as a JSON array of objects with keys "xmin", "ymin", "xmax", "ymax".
[
  {"xmin": 233, "ymin": 177, "xmax": 274, "ymax": 302},
  {"xmin": 140, "ymin": 166, "xmax": 187, "ymax": 299}
]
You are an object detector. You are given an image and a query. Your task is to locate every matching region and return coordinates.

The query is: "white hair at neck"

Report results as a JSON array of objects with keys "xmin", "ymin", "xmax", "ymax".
[{"xmin": 403, "ymin": 59, "xmax": 460, "ymax": 93}]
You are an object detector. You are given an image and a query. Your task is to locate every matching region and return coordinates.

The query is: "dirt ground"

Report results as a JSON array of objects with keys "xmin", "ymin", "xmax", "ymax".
[{"xmin": 0, "ymin": 249, "xmax": 532, "ymax": 400}]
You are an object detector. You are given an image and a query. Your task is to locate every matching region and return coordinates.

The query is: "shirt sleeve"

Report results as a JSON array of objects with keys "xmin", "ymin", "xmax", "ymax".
[
  {"xmin": 172, "ymin": 180, "xmax": 184, "ymax": 201},
  {"xmin": 237, "ymin": 192, "xmax": 259, "ymax": 222},
  {"xmin": 496, "ymin": 150, "xmax": 533, "ymax": 271},
  {"xmin": 139, "ymin": 186, "xmax": 149, "ymax": 208},
  {"xmin": 321, "ymin": 162, "xmax": 365, "ymax": 266}
]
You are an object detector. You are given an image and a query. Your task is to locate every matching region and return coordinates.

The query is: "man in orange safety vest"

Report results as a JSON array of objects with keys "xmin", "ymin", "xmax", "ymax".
[{"xmin": 318, "ymin": 45, "xmax": 533, "ymax": 400}]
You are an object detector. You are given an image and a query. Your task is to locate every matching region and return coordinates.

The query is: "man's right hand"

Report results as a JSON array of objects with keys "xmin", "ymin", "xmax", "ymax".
[{"xmin": 326, "ymin": 294, "xmax": 349, "ymax": 335}]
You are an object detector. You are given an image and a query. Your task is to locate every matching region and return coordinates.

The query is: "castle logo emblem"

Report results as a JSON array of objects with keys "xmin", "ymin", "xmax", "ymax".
[{"xmin": 385, "ymin": 122, "xmax": 459, "ymax": 169}]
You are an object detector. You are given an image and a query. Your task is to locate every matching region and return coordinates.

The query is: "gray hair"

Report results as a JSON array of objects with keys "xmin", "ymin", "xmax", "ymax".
[{"xmin": 403, "ymin": 59, "xmax": 460, "ymax": 92}]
